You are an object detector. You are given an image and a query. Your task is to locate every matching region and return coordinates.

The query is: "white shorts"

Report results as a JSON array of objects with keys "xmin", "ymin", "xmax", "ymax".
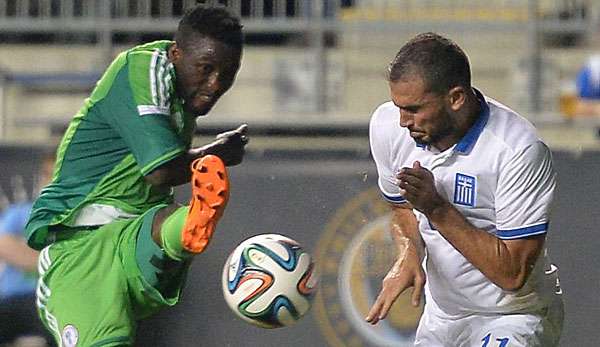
[{"xmin": 414, "ymin": 298, "xmax": 564, "ymax": 347}]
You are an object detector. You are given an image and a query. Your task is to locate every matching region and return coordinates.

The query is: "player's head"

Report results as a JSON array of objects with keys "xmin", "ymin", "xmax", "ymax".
[
  {"xmin": 388, "ymin": 32, "xmax": 471, "ymax": 94},
  {"xmin": 387, "ymin": 33, "xmax": 474, "ymax": 149},
  {"xmin": 170, "ymin": 6, "xmax": 244, "ymax": 116}
]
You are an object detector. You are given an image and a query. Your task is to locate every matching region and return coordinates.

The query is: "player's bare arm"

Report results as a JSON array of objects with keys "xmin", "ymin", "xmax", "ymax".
[
  {"xmin": 145, "ymin": 124, "xmax": 249, "ymax": 188},
  {"xmin": 397, "ymin": 161, "xmax": 544, "ymax": 291},
  {"xmin": 366, "ymin": 204, "xmax": 425, "ymax": 325}
]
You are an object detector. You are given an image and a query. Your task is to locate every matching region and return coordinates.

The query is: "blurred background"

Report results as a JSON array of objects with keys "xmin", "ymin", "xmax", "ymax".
[{"xmin": 0, "ymin": 0, "xmax": 599, "ymax": 346}]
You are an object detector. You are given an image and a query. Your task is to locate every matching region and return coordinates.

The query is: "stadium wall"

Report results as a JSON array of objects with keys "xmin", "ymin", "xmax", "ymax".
[{"xmin": 0, "ymin": 145, "xmax": 597, "ymax": 347}]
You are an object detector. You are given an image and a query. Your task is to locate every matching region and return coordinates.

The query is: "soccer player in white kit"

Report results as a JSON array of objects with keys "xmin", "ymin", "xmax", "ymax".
[{"xmin": 365, "ymin": 33, "xmax": 564, "ymax": 346}]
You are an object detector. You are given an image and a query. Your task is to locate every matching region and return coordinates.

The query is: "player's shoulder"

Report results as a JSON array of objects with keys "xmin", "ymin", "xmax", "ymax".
[
  {"xmin": 369, "ymin": 101, "xmax": 414, "ymax": 155},
  {"xmin": 369, "ymin": 101, "xmax": 399, "ymax": 128},
  {"xmin": 371, "ymin": 101, "xmax": 397, "ymax": 117},
  {"xmin": 483, "ymin": 95, "xmax": 542, "ymax": 152},
  {"xmin": 125, "ymin": 40, "xmax": 172, "ymax": 63},
  {"xmin": 369, "ymin": 101, "xmax": 406, "ymax": 140}
]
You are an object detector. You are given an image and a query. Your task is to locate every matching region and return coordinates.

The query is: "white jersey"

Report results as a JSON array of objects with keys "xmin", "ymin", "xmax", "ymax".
[{"xmin": 369, "ymin": 89, "xmax": 561, "ymax": 316}]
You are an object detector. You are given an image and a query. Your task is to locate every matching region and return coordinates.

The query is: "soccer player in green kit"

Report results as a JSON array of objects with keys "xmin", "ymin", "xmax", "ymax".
[{"xmin": 25, "ymin": 6, "xmax": 248, "ymax": 346}]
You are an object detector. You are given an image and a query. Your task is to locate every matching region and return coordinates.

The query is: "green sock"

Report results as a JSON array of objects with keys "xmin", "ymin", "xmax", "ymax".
[{"xmin": 160, "ymin": 206, "xmax": 191, "ymax": 261}]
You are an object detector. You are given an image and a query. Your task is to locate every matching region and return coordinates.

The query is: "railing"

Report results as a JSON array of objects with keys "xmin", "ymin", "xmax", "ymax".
[
  {"xmin": 0, "ymin": 0, "xmax": 340, "ymax": 33},
  {"xmin": 0, "ymin": 1, "xmax": 593, "ymax": 43},
  {"xmin": 0, "ymin": 1, "xmax": 593, "ymax": 31}
]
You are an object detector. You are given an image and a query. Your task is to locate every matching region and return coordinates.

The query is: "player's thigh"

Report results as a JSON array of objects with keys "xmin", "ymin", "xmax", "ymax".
[
  {"xmin": 414, "ymin": 307, "xmax": 449, "ymax": 347},
  {"xmin": 120, "ymin": 204, "xmax": 190, "ymax": 319},
  {"xmin": 37, "ymin": 225, "xmax": 136, "ymax": 347},
  {"xmin": 470, "ymin": 313, "xmax": 547, "ymax": 347}
]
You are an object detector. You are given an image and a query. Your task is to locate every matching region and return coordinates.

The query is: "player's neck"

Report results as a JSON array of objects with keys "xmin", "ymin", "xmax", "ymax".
[
  {"xmin": 461, "ymin": 93, "xmax": 482, "ymax": 132},
  {"xmin": 433, "ymin": 93, "xmax": 481, "ymax": 152}
]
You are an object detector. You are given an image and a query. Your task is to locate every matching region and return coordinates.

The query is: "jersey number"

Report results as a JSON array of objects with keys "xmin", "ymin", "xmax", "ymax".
[{"xmin": 482, "ymin": 333, "xmax": 509, "ymax": 347}]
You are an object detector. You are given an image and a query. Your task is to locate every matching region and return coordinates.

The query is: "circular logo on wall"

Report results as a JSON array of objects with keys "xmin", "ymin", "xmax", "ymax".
[
  {"xmin": 62, "ymin": 324, "xmax": 79, "ymax": 347},
  {"xmin": 314, "ymin": 188, "xmax": 423, "ymax": 347}
]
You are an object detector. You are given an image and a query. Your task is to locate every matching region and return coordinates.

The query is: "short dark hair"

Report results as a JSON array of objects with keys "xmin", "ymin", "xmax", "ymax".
[
  {"xmin": 175, "ymin": 6, "xmax": 243, "ymax": 50},
  {"xmin": 387, "ymin": 33, "xmax": 471, "ymax": 94}
]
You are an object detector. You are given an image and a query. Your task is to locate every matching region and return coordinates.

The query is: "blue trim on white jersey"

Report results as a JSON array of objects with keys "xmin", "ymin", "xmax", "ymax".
[
  {"xmin": 455, "ymin": 89, "xmax": 490, "ymax": 154},
  {"xmin": 496, "ymin": 222, "xmax": 548, "ymax": 240},
  {"xmin": 381, "ymin": 192, "xmax": 407, "ymax": 205}
]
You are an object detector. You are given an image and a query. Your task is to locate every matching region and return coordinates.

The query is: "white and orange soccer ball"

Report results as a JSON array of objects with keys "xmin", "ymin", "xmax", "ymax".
[{"xmin": 222, "ymin": 234, "xmax": 318, "ymax": 328}]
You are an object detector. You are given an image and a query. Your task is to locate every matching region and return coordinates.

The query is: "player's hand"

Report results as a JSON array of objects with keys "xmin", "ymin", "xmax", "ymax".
[
  {"xmin": 201, "ymin": 124, "xmax": 249, "ymax": 166},
  {"xmin": 396, "ymin": 161, "xmax": 445, "ymax": 215},
  {"xmin": 365, "ymin": 247, "xmax": 425, "ymax": 325}
]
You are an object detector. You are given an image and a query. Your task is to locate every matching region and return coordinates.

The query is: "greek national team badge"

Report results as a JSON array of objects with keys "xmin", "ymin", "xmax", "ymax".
[
  {"xmin": 62, "ymin": 324, "xmax": 79, "ymax": 347},
  {"xmin": 454, "ymin": 173, "xmax": 476, "ymax": 206}
]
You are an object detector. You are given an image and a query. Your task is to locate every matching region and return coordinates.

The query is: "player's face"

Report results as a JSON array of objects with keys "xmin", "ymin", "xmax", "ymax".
[
  {"xmin": 170, "ymin": 36, "xmax": 242, "ymax": 116},
  {"xmin": 389, "ymin": 77, "xmax": 456, "ymax": 149}
]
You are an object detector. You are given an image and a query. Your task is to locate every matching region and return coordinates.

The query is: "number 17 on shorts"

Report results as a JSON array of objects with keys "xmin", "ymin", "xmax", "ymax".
[{"xmin": 481, "ymin": 333, "xmax": 509, "ymax": 347}]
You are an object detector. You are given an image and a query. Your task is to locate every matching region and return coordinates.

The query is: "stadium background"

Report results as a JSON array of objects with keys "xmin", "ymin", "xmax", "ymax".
[{"xmin": 0, "ymin": 1, "xmax": 598, "ymax": 346}]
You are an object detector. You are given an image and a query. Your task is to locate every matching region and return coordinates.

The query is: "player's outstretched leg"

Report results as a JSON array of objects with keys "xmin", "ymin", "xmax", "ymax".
[
  {"xmin": 152, "ymin": 155, "xmax": 229, "ymax": 265},
  {"xmin": 134, "ymin": 155, "xmax": 229, "ymax": 298},
  {"xmin": 182, "ymin": 155, "xmax": 230, "ymax": 252}
]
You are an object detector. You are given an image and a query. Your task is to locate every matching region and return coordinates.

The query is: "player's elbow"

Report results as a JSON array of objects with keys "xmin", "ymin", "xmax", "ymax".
[
  {"xmin": 144, "ymin": 168, "xmax": 170, "ymax": 187},
  {"xmin": 495, "ymin": 272, "xmax": 528, "ymax": 291},
  {"xmin": 498, "ymin": 279, "xmax": 525, "ymax": 292}
]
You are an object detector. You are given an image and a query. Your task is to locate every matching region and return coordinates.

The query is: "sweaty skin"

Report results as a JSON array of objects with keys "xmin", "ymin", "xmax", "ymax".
[
  {"xmin": 384, "ymin": 228, "xmax": 410, "ymax": 279},
  {"xmin": 365, "ymin": 206, "xmax": 425, "ymax": 325}
]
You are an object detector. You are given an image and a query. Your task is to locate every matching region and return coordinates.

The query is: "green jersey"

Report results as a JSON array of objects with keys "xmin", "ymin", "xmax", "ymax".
[{"xmin": 26, "ymin": 40, "xmax": 197, "ymax": 250}]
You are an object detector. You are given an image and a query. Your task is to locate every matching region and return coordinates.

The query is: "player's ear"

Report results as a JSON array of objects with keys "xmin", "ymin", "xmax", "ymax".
[
  {"xmin": 447, "ymin": 86, "xmax": 466, "ymax": 111},
  {"xmin": 168, "ymin": 42, "xmax": 182, "ymax": 63}
]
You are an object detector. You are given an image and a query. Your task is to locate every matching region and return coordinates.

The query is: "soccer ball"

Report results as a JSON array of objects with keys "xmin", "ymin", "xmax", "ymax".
[{"xmin": 222, "ymin": 233, "xmax": 318, "ymax": 328}]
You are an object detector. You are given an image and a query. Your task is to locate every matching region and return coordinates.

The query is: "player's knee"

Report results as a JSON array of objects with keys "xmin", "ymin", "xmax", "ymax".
[{"xmin": 150, "ymin": 204, "xmax": 181, "ymax": 246}]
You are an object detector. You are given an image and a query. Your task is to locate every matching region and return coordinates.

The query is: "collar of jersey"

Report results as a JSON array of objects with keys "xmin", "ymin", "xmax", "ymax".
[{"xmin": 454, "ymin": 88, "xmax": 489, "ymax": 154}]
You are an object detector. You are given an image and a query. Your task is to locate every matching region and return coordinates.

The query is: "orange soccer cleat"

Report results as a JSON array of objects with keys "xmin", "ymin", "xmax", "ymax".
[{"xmin": 182, "ymin": 155, "xmax": 230, "ymax": 253}]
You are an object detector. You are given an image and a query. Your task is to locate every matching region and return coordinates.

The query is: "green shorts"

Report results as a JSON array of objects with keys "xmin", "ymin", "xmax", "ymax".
[{"xmin": 36, "ymin": 206, "xmax": 183, "ymax": 347}]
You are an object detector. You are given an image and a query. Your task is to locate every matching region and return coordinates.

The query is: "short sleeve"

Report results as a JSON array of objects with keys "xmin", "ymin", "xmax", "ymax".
[
  {"xmin": 102, "ymin": 50, "xmax": 185, "ymax": 175},
  {"xmin": 495, "ymin": 141, "xmax": 555, "ymax": 239},
  {"xmin": 369, "ymin": 105, "xmax": 407, "ymax": 205},
  {"xmin": 129, "ymin": 49, "xmax": 174, "ymax": 116}
]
